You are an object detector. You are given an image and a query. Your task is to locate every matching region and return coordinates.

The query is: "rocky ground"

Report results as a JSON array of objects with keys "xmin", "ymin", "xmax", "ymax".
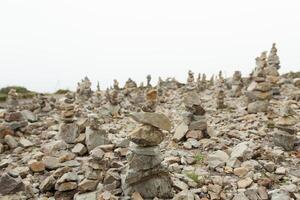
[{"xmin": 0, "ymin": 74, "xmax": 299, "ymax": 200}]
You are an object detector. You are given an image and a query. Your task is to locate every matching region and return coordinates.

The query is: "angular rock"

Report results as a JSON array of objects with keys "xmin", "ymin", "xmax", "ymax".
[
  {"xmin": 0, "ymin": 173, "xmax": 25, "ymax": 195},
  {"xmin": 208, "ymin": 150, "xmax": 229, "ymax": 169},
  {"xmin": 131, "ymin": 112, "xmax": 171, "ymax": 131},
  {"xmin": 58, "ymin": 122, "xmax": 79, "ymax": 144},
  {"xmin": 128, "ymin": 125, "xmax": 164, "ymax": 146}
]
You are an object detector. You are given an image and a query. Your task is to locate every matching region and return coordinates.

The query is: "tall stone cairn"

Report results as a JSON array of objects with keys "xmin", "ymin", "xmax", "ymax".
[
  {"xmin": 186, "ymin": 70, "xmax": 196, "ymax": 91},
  {"xmin": 122, "ymin": 100, "xmax": 173, "ymax": 198},
  {"xmin": 58, "ymin": 92, "xmax": 79, "ymax": 144},
  {"xmin": 6, "ymin": 89, "xmax": 19, "ymax": 112},
  {"xmin": 265, "ymin": 43, "xmax": 281, "ymax": 95},
  {"xmin": 246, "ymin": 54, "xmax": 272, "ymax": 114},
  {"xmin": 230, "ymin": 71, "xmax": 243, "ymax": 97},
  {"xmin": 273, "ymin": 101, "xmax": 298, "ymax": 151}
]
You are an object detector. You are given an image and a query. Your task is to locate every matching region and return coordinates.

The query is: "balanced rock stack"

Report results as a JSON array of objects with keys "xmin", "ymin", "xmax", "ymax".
[
  {"xmin": 76, "ymin": 76, "xmax": 92, "ymax": 101},
  {"xmin": 6, "ymin": 89, "xmax": 19, "ymax": 111},
  {"xmin": 197, "ymin": 73, "xmax": 207, "ymax": 92},
  {"xmin": 265, "ymin": 43, "xmax": 281, "ymax": 95},
  {"xmin": 141, "ymin": 89, "xmax": 157, "ymax": 113},
  {"xmin": 230, "ymin": 71, "xmax": 243, "ymax": 97},
  {"xmin": 122, "ymin": 111, "xmax": 173, "ymax": 199},
  {"xmin": 173, "ymin": 92, "xmax": 208, "ymax": 141},
  {"xmin": 246, "ymin": 67, "xmax": 272, "ymax": 114},
  {"xmin": 58, "ymin": 93, "xmax": 79, "ymax": 144},
  {"xmin": 146, "ymin": 74, "xmax": 152, "ymax": 88},
  {"xmin": 124, "ymin": 78, "xmax": 137, "ymax": 95},
  {"xmin": 186, "ymin": 70, "xmax": 196, "ymax": 91},
  {"xmin": 85, "ymin": 114, "xmax": 110, "ymax": 152},
  {"xmin": 216, "ymin": 88, "xmax": 226, "ymax": 109},
  {"xmin": 105, "ymin": 88, "xmax": 121, "ymax": 118},
  {"xmin": 274, "ymin": 101, "xmax": 298, "ymax": 151}
]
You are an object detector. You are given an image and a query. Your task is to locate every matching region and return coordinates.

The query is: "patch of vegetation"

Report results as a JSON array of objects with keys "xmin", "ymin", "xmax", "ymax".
[
  {"xmin": 55, "ymin": 89, "xmax": 71, "ymax": 94},
  {"xmin": 282, "ymin": 71, "xmax": 300, "ymax": 79},
  {"xmin": 0, "ymin": 93, "xmax": 7, "ymax": 102},
  {"xmin": 186, "ymin": 172, "xmax": 200, "ymax": 183},
  {"xmin": 0, "ymin": 86, "xmax": 36, "ymax": 102},
  {"xmin": 194, "ymin": 153, "xmax": 204, "ymax": 163}
]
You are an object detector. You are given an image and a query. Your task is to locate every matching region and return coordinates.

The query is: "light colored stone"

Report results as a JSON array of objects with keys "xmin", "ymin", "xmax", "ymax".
[{"xmin": 131, "ymin": 112, "xmax": 172, "ymax": 131}]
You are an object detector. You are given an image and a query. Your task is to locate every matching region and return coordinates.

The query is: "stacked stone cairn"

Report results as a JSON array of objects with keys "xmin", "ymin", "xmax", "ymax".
[
  {"xmin": 197, "ymin": 73, "xmax": 207, "ymax": 92},
  {"xmin": 186, "ymin": 70, "xmax": 196, "ymax": 91},
  {"xmin": 265, "ymin": 43, "xmax": 281, "ymax": 95},
  {"xmin": 6, "ymin": 89, "xmax": 19, "ymax": 111},
  {"xmin": 157, "ymin": 77, "xmax": 166, "ymax": 103},
  {"xmin": 122, "ymin": 98, "xmax": 173, "ymax": 198},
  {"xmin": 76, "ymin": 76, "xmax": 92, "ymax": 101},
  {"xmin": 83, "ymin": 115, "xmax": 110, "ymax": 187},
  {"xmin": 246, "ymin": 57, "xmax": 272, "ymax": 114},
  {"xmin": 230, "ymin": 70, "xmax": 243, "ymax": 97},
  {"xmin": 173, "ymin": 92, "xmax": 208, "ymax": 141},
  {"xmin": 58, "ymin": 93, "xmax": 79, "ymax": 144},
  {"xmin": 124, "ymin": 78, "xmax": 137, "ymax": 95},
  {"xmin": 113, "ymin": 79, "xmax": 119, "ymax": 90},
  {"xmin": 146, "ymin": 74, "xmax": 152, "ymax": 88},
  {"xmin": 141, "ymin": 89, "xmax": 157, "ymax": 113},
  {"xmin": 273, "ymin": 101, "xmax": 298, "ymax": 151},
  {"xmin": 216, "ymin": 87, "xmax": 226, "ymax": 109},
  {"xmin": 105, "ymin": 88, "xmax": 121, "ymax": 117}
]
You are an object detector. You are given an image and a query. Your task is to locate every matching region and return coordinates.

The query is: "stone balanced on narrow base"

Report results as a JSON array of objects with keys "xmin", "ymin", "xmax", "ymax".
[
  {"xmin": 122, "ymin": 111, "xmax": 173, "ymax": 199},
  {"xmin": 274, "ymin": 101, "xmax": 298, "ymax": 151}
]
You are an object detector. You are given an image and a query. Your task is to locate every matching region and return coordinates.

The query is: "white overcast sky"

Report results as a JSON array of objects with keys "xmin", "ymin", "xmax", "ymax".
[{"xmin": 0, "ymin": 0, "xmax": 299, "ymax": 92}]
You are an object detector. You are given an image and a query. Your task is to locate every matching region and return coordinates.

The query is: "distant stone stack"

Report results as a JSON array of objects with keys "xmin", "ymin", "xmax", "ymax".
[
  {"xmin": 124, "ymin": 78, "xmax": 137, "ymax": 95},
  {"xmin": 274, "ymin": 101, "xmax": 298, "ymax": 151},
  {"xmin": 247, "ymin": 56, "xmax": 272, "ymax": 114},
  {"xmin": 267, "ymin": 43, "xmax": 280, "ymax": 70},
  {"xmin": 6, "ymin": 89, "xmax": 19, "ymax": 112},
  {"xmin": 216, "ymin": 88, "xmax": 226, "ymax": 109},
  {"xmin": 186, "ymin": 70, "xmax": 196, "ymax": 91},
  {"xmin": 146, "ymin": 74, "xmax": 152, "ymax": 88},
  {"xmin": 58, "ymin": 93, "xmax": 79, "ymax": 144},
  {"xmin": 173, "ymin": 92, "xmax": 208, "ymax": 141},
  {"xmin": 76, "ymin": 76, "xmax": 92, "ymax": 101},
  {"xmin": 105, "ymin": 88, "xmax": 121, "ymax": 117},
  {"xmin": 197, "ymin": 73, "xmax": 207, "ymax": 92},
  {"xmin": 122, "ymin": 111, "xmax": 173, "ymax": 198},
  {"xmin": 141, "ymin": 89, "xmax": 157, "ymax": 112},
  {"xmin": 230, "ymin": 71, "xmax": 243, "ymax": 97},
  {"xmin": 265, "ymin": 43, "xmax": 281, "ymax": 95}
]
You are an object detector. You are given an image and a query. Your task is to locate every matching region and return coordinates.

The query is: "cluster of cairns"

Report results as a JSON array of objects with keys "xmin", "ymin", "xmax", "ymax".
[{"xmin": 0, "ymin": 43, "xmax": 299, "ymax": 200}]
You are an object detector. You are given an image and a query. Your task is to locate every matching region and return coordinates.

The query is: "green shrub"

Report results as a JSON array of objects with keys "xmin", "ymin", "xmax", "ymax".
[
  {"xmin": 194, "ymin": 153, "xmax": 204, "ymax": 163},
  {"xmin": 0, "ymin": 86, "xmax": 36, "ymax": 100},
  {"xmin": 55, "ymin": 89, "xmax": 70, "ymax": 94},
  {"xmin": 186, "ymin": 172, "xmax": 200, "ymax": 183},
  {"xmin": 0, "ymin": 86, "xmax": 31, "ymax": 94},
  {"xmin": 0, "ymin": 93, "xmax": 7, "ymax": 102}
]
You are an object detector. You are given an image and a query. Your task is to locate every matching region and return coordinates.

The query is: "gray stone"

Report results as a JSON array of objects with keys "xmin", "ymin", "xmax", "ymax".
[
  {"xmin": 128, "ymin": 125, "xmax": 164, "ymax": 146},
  {"xmin": 40, "ymin": 175, "xmax": 56, "ymax": 192},
  {"xmin": 58, "ymin": 122, "xmax": 79, "ymax": 144},
  {"xmin": 173, "ymin": 122, "xmax": 188, "ymax": 142},
  {"xmin": 273, "ymin": 130, "xmax": 296, "ymax": 151},
  {"xmin": 270, "ymin": 189, "xmax": 291, "ymax": 200},
  {"xmin": 19, "ymin": 138, "xmax": 33, "ymax": 148},
  {"xmin": 208, "ymin": 150, "xmax": 229, "ymax": 169},
  {"xmin": 247, "ymin": 101, "xmax": 268, "ymax": 114},
  {"xmin": 131, "ymin": 112, "xmax": 172, "ymax": 131},
  {"xmin": 0, "ymin": 173, "xmax": 25, "ymax": 195},
  {"xmin": 4, "ymin": 135, "xmax": 18, "ymax": 149},
  {"xmin": 72, "ymin": 143, "xmax": 87, "ymax": 156},
  {"xmin": 42, "ymin": 156, "xmax": 61, "ymax": 170},
  {"xmin": 85, "ymin": 127, "xmax": 110, "ymax": 152},
  {"xmin": 21, "ymin": 110, "xmax": 37, "ymax": 122}
]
